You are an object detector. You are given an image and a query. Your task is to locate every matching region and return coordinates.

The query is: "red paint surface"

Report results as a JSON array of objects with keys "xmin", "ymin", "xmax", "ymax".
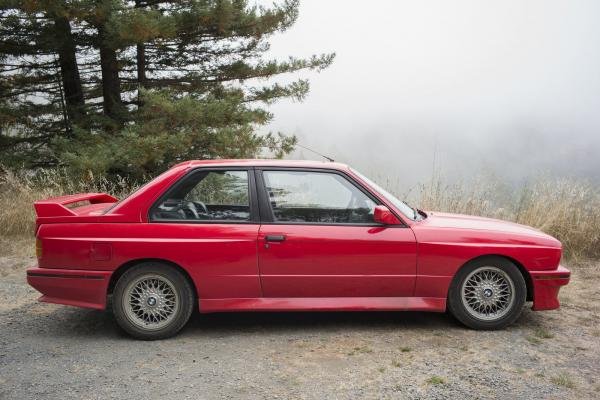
[
  {"xmin": 27, "ymin": 159, "xmax": 569, "ymax": 314},
  {"xmin": 373, "ymin": 205, "xmax": 401, "ymax": 225},
  {"xmin": 257, "ymin": 225, "xmax": 416, "ymax": 297},
  {"xmin": 200, "ymin": 297, "xmax": 446, "ymax": 313}
]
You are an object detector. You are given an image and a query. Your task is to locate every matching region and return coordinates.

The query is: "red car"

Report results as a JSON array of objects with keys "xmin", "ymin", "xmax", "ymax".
[{"xmin": 27, "ymin": 160, "xmax": 570, "ymax": 340}]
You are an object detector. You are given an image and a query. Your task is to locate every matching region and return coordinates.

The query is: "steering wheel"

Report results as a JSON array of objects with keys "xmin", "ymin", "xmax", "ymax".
[
  {"xmin": 180, "ymin": 201, "xmax": 199, "ymax": 219},
  {"xmin": 193, "ymin": 201, "xmax": 209, "ymax": 215}
]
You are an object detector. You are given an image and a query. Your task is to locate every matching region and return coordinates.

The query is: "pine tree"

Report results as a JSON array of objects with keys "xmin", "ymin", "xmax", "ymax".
[
  {"xmin": 0, "ymin": 0, "xmax": 334, "ymax": 178},
  {"xmin": 0, "ymin": 2, "xmax": 78, "ymax": 166}
]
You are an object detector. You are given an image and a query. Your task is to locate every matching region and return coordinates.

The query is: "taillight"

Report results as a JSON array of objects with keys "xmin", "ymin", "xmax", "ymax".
[{"xmin": 35, "ymin": 238, "xmax": 42, "ymax": 258}]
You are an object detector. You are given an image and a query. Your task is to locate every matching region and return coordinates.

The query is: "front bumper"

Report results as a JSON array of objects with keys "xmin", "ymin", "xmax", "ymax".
[
  {"xmin": 26, "ymin": 267, "xmax": 112, "ymax": 310},
  {"xmin": 530, "ymin": 265, "xmax": 571, "ymax": 311}
]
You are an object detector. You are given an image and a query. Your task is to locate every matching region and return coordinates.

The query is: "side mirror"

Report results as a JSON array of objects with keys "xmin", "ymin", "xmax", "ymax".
[{"xmin": 373, "ymin": 205, "xmax": 401, "ymax": 225}]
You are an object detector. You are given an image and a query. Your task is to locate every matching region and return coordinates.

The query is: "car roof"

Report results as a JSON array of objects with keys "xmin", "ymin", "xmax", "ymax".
[{"xmin": 175, "ymin": 159, "xmax": 350, "ymax": 171}]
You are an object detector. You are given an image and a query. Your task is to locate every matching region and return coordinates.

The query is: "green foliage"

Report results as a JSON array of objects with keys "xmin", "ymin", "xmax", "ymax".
[
  {"xmin": 187, "ymin": 171, "xmax": 248, "ymax": 205},
  {"xmin": 0, "ymin": 0, "xmax": 333, "ymax": 178},
  {"xmin": 426, "ymin": 376, "xmax": 446, "ymax": 385},
  {"xmin": 551, "ymin": 373, "xmax": 575, "ymax": 389},
  {"xmin": 56, "ymin": 89, "xmax": 297, "ymax": 178}
]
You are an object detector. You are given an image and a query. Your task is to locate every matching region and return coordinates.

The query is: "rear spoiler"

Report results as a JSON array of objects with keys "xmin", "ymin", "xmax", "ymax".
[{"xmin": 34, "ymin": 193, "xmax": 118, "ymax": 217}]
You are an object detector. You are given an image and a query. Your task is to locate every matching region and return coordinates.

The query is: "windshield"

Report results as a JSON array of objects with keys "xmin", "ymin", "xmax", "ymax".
[{"xmin": 350, "ymin": 168, "xmax": 419, "ymax": 221}]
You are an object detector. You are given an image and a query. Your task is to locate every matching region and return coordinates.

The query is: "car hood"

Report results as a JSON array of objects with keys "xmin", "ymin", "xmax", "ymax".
[{"xmin": 421, "ymin": 211, "xmax": 560, "ymax": 244}]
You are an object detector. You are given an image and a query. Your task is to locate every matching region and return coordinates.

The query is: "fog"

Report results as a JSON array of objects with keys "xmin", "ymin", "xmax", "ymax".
[{"xmin": 260, "ymin": 0, "xmax": 600, "ymax": 187}]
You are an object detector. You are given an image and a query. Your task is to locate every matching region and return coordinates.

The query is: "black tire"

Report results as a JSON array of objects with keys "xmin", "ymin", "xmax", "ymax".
[
  {"xmin": 112, "ymin": 262, "xmax": 195, "ymax": 340},
  {"xmin": 447, "ymin": 256, "xmax": 526, "ymax": 330}
]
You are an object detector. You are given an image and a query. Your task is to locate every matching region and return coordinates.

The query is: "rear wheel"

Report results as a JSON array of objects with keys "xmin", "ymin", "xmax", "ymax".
[
  {"xmin": 112, "ymin": 262, "xmax": 194, "ymax": 340},
  {"xmin": 448, "ymin": 256, "xmax": 526, "ymax": 330}
]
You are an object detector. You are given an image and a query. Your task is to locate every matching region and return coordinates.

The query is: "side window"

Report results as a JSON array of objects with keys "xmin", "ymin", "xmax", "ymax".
[
  {"xmin": 262, "ymin": 170, "xmax": 377, "ymax": 224},
  {"xmin": 151, "ymin": 170, "xmax": 250, "ymax": 221}
]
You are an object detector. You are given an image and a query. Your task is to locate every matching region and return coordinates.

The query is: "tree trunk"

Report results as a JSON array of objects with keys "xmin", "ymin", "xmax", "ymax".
[
  {"xmin": 98, "ymin": 24, "xmax": 124, "ymax": 123},
  {"xmin": 137, "ymin": 44, "xmax": 146, "ymax": 88},
  {"xmin": 53, "ymin": 16, "xmax": 85, "ymax": 124},
  {"xmin": 136, "ymin": 43, "xmax": 146, "ymax": 107},
  {"xmin": 135, "ymin": 0, "xmax": 147, "ymax": 106}
]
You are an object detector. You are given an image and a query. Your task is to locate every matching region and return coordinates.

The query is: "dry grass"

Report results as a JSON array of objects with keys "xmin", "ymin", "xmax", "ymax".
[
  {"xmin": 551, "ymin": 373, "xmax": 576, "ymax": 389},
  {"xmin": 1, "ymin": 166, "xmax": 599, "ymax": 260},
  {"xmin": 0, "ymin": 167, "xmax": 137, "ymax": 238},
  {"xmin": 404, "ymin": 173, "xmax": 600, "ymax": 260}
]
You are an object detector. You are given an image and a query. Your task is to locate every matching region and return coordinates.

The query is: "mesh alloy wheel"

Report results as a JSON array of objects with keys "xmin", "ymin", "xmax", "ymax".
[
  {"xmin": 448, "ymin": 256, "xmax": 526, "ymax": 330},
  {"xmin": 122, "ymin": 274, "xmax": 180, "ymax": 330},
  {"xmin": 112, "ymin": 263, "xmax": 195, "ymax": 340},
  {"xmin": 460, "ymin": 266, "xmax": 515, "ymax": 321}
]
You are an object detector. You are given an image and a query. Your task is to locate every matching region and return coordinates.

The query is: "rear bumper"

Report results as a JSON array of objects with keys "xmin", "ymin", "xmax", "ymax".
[
  {"xmin": 530, "ymin": 265, "xmax": 571, "ymax": 311},
  {"xmin": 26, "ymin": 267, "xmax": 112, "ymax": 310}
]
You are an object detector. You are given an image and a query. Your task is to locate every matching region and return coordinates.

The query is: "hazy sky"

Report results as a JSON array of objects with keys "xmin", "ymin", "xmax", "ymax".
[{"xmin": 259, "ymin": 0, "xmax": 600, "ymax": 186}]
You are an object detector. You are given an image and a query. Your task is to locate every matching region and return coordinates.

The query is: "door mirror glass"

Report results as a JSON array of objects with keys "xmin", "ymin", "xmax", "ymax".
[{"xmin": 373, "ymin": 205, "xmax": 401, "ymax": 225}]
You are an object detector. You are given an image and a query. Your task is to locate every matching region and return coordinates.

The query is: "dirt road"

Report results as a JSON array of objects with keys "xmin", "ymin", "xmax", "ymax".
[{"xmin": 1, "ymin": 251, "xmax": 599, "ymax": 399}]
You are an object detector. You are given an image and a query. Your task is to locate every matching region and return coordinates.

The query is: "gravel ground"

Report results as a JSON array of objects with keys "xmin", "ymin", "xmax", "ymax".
[{"xmin": 1, "ymin": 248, "xmax": 599, "ymax": 399}]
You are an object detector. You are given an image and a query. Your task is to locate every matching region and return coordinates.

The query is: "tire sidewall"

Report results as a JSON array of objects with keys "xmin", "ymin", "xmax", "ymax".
[
  {"xmin": 448, "ymin": 256, "xmax": 526, "ymax": 330},
  {"xmin": 112, "ymin": 262, "xmax": 194, "ymax": 340}
]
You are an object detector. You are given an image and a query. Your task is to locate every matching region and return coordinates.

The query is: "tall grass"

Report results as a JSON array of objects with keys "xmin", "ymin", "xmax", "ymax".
[
  {"xmin": 407, "ymin": 174, "xmax": 600, "ymax": 260},
  {"xmin": 0, "ymin": 167, "xmax": 137, "ymax": 238},
  {"xmin": 1, "ymin": 167, "xmax": 599, "ymax": 260}
]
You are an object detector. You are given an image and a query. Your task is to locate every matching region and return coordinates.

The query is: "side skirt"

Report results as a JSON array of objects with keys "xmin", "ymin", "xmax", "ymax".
[{"xmin": 199, "ymin": 297, "xmax": 447, "ymax": 313}]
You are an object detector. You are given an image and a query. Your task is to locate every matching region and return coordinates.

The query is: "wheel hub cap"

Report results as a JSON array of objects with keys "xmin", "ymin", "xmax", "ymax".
[
  {"xmin": 461, "ymin": 266, "xmax": 515, "ymax": 321},
  {"xmin": 123, "ymin": 275, "xmax": 179, "ymax": 330}
]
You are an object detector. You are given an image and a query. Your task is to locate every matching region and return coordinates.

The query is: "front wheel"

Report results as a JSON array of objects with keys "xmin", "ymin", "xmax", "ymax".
[
  {"xmin": 448, "ymin": 257, "xmax": 526, "ymax": 330},
  {"xmin": 112, "ymin": 262, "xmax": 195, "ymax": 340}
]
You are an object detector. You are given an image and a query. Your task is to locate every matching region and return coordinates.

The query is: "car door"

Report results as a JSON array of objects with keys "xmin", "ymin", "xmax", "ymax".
[{"xmin": 256, "ymin": 168, "xmax": 417, "ymax": 298}]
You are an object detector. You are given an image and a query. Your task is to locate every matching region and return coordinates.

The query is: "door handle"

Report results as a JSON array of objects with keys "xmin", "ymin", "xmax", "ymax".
[{"xmin": 265, "ymin": 234, "xmax": 286, "ymax": 242}]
